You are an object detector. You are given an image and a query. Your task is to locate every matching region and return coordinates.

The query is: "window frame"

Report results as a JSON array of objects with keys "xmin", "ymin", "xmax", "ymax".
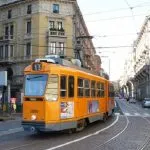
[
  {"xmin": 0, "ymin": 46, "xmax": 3, "ymax": 59},
  {"xmin": 58, "ymin": 42, "xmax": 64, "ymax": 55},
  {"xmin": 91, "ymin": 80, "xmax": 96, "ymax": 97},
  {"xmin": 8, "ymin": 10, "xmax": 12, "ymax": 19},
  {"xmin": 27, "ymin": 4, "xmax": 32, "ymax": 14},
  {"xmin": 26, "ymin": 42, "xmax": 31, "ymax": 56},
  {"xmin": 49, "ymin": 42, "xmax": 56, "ymax": 54},
  {"xmin": 5, "ymin": 45, "xmax": 8, "ymax": 58},
  {"xmin": 10, "ymin": 24, "xmax": 14, "ymax": 39},
  {"xmin": 60, "ymin": 75, "xmax": 67, "ymax": 98},
  {"xmin": 100, "ymin": 82, "xmax": 105, "ymax": 97},
  {"xmin": 68, "ymin": 76, "xmax": 74, "ymax": 98},
  {"xmin": 53, "ymin": 4, "xmax": 59, "ymax": 13},
  {"xmin": 97, "ymin": 82, "xmax": 101, "ymax": 97},
  {"xmin": 77, "ymin": 78, "xmax": 84, "ymax": 97},
  {"xmin": 49, "ymin": 21, "xmax": 55, "ymax": 29},
  {"xmin": 45, "ymin": 74, "xmax": 58, "ymax": 101},
  {"xmin": 27, "ymin": 20, "xmax": 31, "ymax": 34},
  {"xmin": 84, "ymin": 79, "xmax": 90, "ymax": 97}
]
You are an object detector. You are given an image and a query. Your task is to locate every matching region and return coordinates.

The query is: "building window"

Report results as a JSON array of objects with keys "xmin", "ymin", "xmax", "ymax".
[
  {"xmin": 58, "ymin": 42, "xmax": 64, "ymax": 55},
  {"xmin": 27, "ymin": 20, "xmax": 31, "ymax": 34},
  {"xmin": 49, "ymin": 21, "xmax": 55, "ymax": 29},
  {"xmin": 5, "ymin": 26, "xmax": 9, "ymax": 39},
  {"xmin": 10, "ymin": 45, "xmax": 14, "ymax": 57},
  {"xmin": 5, "ymin": 45, "xmax": 8, "ymax": 58},
  {"xmin": 49, "ymin": 42, "xmax": 56, "ymax": 54},
  {"xmin": 58, "ymin": 22, "xmax": 63, "ymax": 30},
  {"xmin": 8, "ymin": 10, "xmax": 12, "ymax": 19},
  {"xmin": 27, "ymin": 4, "xmax": 32, "ymax": 14},
  {"xmin": 26, "ymin": 42, "xmax": 31, "ymax": 56},
  {"xmin": 0, "ymin": 46, "xmax": 3, "ymax": 59},
  {"xmin": 53, "ymin": 4, "xmax": 59, "ymax": 13},
  {"xmin": 10, "ymin": 25, "xmax": 14, "ymax": 39}
]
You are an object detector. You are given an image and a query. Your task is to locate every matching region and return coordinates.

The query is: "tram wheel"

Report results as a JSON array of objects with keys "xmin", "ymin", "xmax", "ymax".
[
  {"xmin": 102, "ymin": 113, "xmax": 108, "ymax": 123},
  {"xmin": 74, "ymin": 119, "xmax": 86, "ymax": 132}
]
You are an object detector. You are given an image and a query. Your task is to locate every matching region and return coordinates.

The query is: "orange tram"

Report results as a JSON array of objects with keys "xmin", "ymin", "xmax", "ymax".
[{"xmin": 21, "ymin": 56, "xmax": 115, "ymax": 133}]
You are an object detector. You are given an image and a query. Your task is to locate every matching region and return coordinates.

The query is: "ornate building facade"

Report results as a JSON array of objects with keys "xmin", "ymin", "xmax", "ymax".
[{"xmin": 0, "ymin": 0, "xmax": 101, "ymax": 104}]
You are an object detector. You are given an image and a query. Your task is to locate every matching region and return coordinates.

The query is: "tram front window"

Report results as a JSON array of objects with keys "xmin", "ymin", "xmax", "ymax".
[{"xmin": 25, "ymin": 74, "xmax": 48, "ymax": 96}]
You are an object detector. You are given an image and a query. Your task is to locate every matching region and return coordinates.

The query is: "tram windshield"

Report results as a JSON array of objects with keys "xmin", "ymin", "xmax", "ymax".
[{"xmin": 25, "ymin": 74, "xmax": 48, "ymax": 96}]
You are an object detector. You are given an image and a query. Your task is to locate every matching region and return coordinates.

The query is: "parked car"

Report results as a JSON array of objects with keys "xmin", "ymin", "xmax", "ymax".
[
  {"xmin": 142, "ymin": 98, "xmax": 150, "ymax": 108},
  {"xmin": 129, "ymin": 98, "xmax": 136, "ymax": 104}
]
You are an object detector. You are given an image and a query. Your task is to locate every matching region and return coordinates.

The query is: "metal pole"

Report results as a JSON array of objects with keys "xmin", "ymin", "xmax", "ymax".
[
  {"xmin": 109, "ymin": 58, "xmax": 110, "ymax": 78},
  {"xmin": 7, "ymin": 81, "xmax": 11, "ymax": 115}
]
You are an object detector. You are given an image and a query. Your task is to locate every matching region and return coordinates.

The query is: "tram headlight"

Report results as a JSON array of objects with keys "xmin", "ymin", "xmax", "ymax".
[{"xmin": 31, "ymin": 115, "xmax": 37, "ymax": 120}]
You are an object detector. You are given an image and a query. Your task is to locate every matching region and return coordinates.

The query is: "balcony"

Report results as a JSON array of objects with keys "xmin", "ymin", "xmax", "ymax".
[
  {"xmin": 0, "ymin": 35, "xmax": 13, "ymax": 42},
  {"xmin": 48, "ymin": 28, "xmax": 65, "ymax": 37},
  {"xmin": 24, "ymin": 33, "xmax": 32, "ymax": 40}
]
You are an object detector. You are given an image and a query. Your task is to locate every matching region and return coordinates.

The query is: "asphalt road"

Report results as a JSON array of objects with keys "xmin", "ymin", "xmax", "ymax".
[{"xmin": 0, "ymin": 98, "xmax": 150, "ymax": 150}]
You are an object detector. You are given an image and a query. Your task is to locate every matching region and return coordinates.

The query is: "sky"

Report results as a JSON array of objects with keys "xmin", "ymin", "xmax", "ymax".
[{"xmin": 77, "ymin": 0, "xmax": 150, "ymax": 81}]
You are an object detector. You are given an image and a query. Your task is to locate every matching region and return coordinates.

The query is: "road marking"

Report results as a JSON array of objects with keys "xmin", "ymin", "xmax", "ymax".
[
  {"xmin": 124, "ymin": 113, "xmax": 131, "ymax": 116},
  {"xmin": 0, "ymin": 127, "xmax": 23, "ymax": 136},
  {"xmin": 144, "ymin": 113, "xmax": 150, "ymax": 117},
  {"xmin": 124, "ymin": 112, "xmax": 150, "ymax": 117},
  {"xmin": 46, "ymin": 115, "xmax": 119, "ymax": 150},
  {"xmin": 95, "ymin": 115, "xmax": 129, "ymax": 149},
  {"xmin": 114, "ymin": 113, "xmax": 120, "ymax": 116},
  {"xmin": 134, "ymin": 113, "xmax": 140, "ymax": 116}
]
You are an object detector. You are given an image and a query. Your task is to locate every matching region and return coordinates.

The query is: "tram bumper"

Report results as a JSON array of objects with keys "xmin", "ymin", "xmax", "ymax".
[
  {"xmin": 21, "ymin": 121, "xmax": 77, "ymax": 132},
  {"xmin": 22, "ymin": 121, "xmax": 46, "ymax": 132}
]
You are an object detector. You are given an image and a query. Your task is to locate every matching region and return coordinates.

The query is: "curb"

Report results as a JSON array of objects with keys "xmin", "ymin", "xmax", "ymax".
[
  {"xmin": 0, "ymin": 116, "xmax": 15, "ymax": 121},
  {"xmin": 0, "ymin": 127, "xmax": 24, "ymax": 136}
]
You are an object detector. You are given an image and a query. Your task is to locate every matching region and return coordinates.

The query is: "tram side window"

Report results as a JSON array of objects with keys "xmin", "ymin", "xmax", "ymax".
[
  {"xmin": 68, "ymin": 76, "xmax": 74, "ymax": 97},
  {"xmin": 100, "ymin": 83, "xmax": 105, "ymax": 97},
  {"xmin": 97, "ymin": 82, "xmax": 100, "ymax": 97},
  {"xmin": 60, "ymin": 76, "xmax": 67, "ymax": 97},
  {"xmin": 45, "ymin": 75, "xmax": 58, "ymax": 101},
  {"xmin": 85, "ymin": 80, "xmax": 90, "ymax": 97},
  {"xmin": 91, "ymin": 81, "xmax": 96, "ymax": 97},
  {"xmin": 78, "ymin": 78, "xmax": 84, "ymax": 97}
]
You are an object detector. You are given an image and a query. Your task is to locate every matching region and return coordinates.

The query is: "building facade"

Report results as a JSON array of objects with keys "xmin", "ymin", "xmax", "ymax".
[
  {"xmin": 0, "ymin": 0, "xmax": 100, "ymax": 105},
  {"xmin": 120, "ymin": 16, "xmax": 150, "ymax": 100}
]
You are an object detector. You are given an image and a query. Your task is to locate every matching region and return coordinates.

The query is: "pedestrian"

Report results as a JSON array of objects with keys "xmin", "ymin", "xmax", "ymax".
[
  {"xmin": 127, "ymin": 96, "xmax": 129, "ymax": 102},
  {"xmin": 13, "ymin": 103, "xmax": 16, "ymax": 113}
]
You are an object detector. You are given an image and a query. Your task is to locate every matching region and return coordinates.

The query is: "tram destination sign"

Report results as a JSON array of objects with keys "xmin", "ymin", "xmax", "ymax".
[{"xmin": 0, "ymin": 71, "xmax": 7, "ymax": 86}]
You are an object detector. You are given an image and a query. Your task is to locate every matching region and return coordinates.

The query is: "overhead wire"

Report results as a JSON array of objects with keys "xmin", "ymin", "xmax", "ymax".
[
  {"xmin": 123, "ymin": 0, "xmax": 138, "ymax": 33},
  {"xmin": 8, "ymin": 41, "xmax": 133, "ymax": 50},
  {"xmin": 82, "ymin": 2, "xmax": 150, "ymax": 16}
]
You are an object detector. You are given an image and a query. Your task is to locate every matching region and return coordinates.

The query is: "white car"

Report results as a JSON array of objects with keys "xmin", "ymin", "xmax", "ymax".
[{"xmin": 142, "ymin": 98, "xmax": 150, "ymax": 108}]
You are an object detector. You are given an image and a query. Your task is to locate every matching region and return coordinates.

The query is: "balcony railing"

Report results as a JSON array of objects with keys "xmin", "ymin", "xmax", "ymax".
[
  {"xmin": 24, "ymin": 33, "xmax": 32, "ymax": 39},
  {"xmin": 0, "ymin": 35, "xmax": 13, "ymax": 41},
  {"xmin": 48, "ymin": 29, "xmax": 65, "ymax": 37},
  {"xmin": 0, "ymin": 55, "xmax": 49, "ymax": 63}
]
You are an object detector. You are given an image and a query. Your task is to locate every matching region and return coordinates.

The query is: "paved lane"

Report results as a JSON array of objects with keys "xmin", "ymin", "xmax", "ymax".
[{"xmin": 1, "ymin": 99, "xmax": 150, "ymax": 150}]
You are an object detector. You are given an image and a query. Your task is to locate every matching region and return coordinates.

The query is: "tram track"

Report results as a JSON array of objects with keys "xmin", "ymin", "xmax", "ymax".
[
  {"xmin": 3, "ymin": 100, "xmax": 150, "ymax": 150},
  {"xmin": 116, "ymin": 100, "xmax": 150, "ymax": 150},
  {"xmin": 93, "ymin": 115, "xmax": 129, "ymax": 150},
  {"xmin": 2, "ymin": 115, "xmax": 119, "ymax": 150}
]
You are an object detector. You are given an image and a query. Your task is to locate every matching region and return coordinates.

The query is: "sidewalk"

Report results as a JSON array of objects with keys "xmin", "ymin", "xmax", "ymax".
[
  {"xmin": 0, "ymin": 113, "xmax": 23, "ymax": 137},
  {"xmin": 0, "ymin": 112, "xmax": 22, "ymax": 121}
]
